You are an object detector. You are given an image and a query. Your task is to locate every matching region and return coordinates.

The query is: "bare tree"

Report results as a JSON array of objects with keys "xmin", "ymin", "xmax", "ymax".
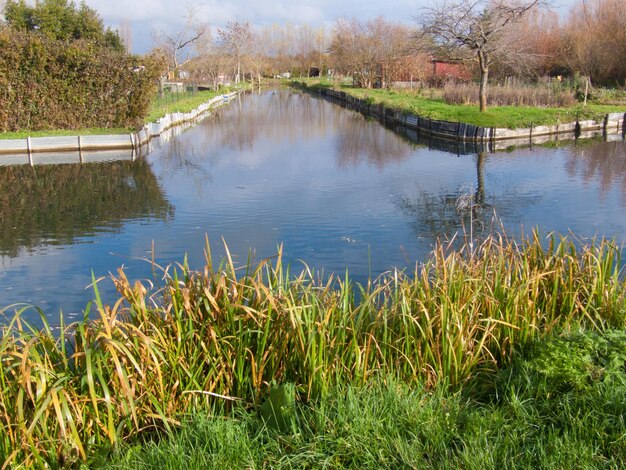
[
  {"xmin": 217, "ymin": 21, "xmax": 253, "ymax": 83},
  {"xmin": 329, "ymin": 17, "xmax": 413, "ymax": 88},
  {"xmin": 152, "ymin": 4, "xmax": 208, "ymax": 80},
  {"xmin": 560, "ymin": 0, "xmax": 626, "ymax": 86},
  {"xmin": 186, "ymin": 41, "xmax": 233, "ymax": 90},
  {"xmin": 417, "ymin": 0, "xmax": 546, "ymax": 111}
]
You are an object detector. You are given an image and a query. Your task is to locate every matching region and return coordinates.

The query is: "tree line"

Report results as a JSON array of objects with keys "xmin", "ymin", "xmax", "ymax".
[
  {"xmin": 175, "ymin": 0, "xmax": 624, "ymax": 97},
  {"xmin": 1, "ymin": 0, "xmax": 624, "ymax": 132}
]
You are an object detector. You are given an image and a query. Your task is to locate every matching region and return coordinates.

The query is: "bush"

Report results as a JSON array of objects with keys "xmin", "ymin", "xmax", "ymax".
[
  {"xmin": 442, "ymin": 82, "xmax": 576, "ymax": 108},
  {"xmin": 0, "ymin": 26, "xmax": 165, "ymax": 132}
]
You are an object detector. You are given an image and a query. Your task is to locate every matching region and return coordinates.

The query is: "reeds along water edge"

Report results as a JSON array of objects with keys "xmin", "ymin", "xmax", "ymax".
[{"xmin": 0, "ymin": 230, "xmax": 624, "ymax": 466}]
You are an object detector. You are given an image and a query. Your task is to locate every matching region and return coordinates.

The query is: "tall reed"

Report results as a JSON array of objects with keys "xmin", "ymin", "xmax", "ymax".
[
  {"xmin": 442, "ymin": 82, "xmax": 577, "ymax": 107},
  {"xmin": 0, "ymin": 231, "xmax": 624, "ymax": 466}
]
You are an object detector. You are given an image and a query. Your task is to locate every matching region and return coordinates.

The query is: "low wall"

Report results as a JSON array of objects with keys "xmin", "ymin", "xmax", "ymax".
[
  {"xmin": 0, "ymin": 92, "xmax": 238, "ymax": 161},
  {"xmin": 310, "ymin": 87, "xmax": 626, "ymax": 145}
]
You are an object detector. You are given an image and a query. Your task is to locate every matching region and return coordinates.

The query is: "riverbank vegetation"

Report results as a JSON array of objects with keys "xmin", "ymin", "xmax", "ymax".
[
  {"xmin": 0, "ymin": 0, "xmax": 164, "ymax": 133},
  {"xmin": 146, "ymin": 84, "xmax": 250, "ymax": 123},
  {"xmin": 105, "ymin": 332, "xmax": 626, "ymax": 468},
  {"xmin": 0, "ymin": 230, "xmax": 624, "ymax": 466},
  {"xmin": 291, "ymin": 79, "xmax": 625, "ymax": 129}
]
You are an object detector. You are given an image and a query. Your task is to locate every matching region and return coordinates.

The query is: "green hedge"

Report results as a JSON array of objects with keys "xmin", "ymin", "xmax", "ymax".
[{"xmin": 0, "ymin": 26, "xmax": 164, "ymax": 132}]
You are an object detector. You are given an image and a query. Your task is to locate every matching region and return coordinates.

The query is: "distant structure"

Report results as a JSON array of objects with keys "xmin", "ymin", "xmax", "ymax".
[
  {"xmin": 431, "ymin": 59, "xmax": 472, "ymax": 83},
  {"xmin": 372, "ymin": 54, "xmax": 472, "ymax": 89}
]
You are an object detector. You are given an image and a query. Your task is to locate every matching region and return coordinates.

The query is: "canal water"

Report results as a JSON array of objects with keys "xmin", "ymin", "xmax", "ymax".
[{"xmin": 2, "ymin": 88, "xmax": 626, "ymax": 324}]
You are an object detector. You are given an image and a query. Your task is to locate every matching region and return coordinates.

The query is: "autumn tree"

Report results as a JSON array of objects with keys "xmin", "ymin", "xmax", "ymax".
[
  {"xmin": 152, "ymin": 4, "xmax": 208, "ymax": 80},
  {"xmin": 560, "ymin": 0, "xmax": 626, "ymax": 86},
  {"xmin": 329, "ymin": 17, "xmax": 413, "ymax": 88},
  {"xmin": 417, "ymin": 0, "xmax": 546, "ymax": 111},
  {"xmin": 217, "ymin": 21, "xmax": 253, "ymax": 83},
  {"xmin": 513, "ymin": 8, "xmax": 563, "ymax": 78}
]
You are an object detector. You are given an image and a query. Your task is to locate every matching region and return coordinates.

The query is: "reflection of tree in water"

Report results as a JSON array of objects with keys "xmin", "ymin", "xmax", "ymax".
[
  {"xmin": 0, "ymin": 159, "xmax": 173, "ymax": 257},
  {"xmin": 197, "ymin": 89, "xmax": 344, "ymax": 153},
  {"xmin": 165, "ymin": 89, "xmax": 419, "ymax": 173},
  {"xmin": 156, "ymin": 129, "xmax": 216, "ymax": 199},
  {"xmin": 335, "ymin": 114, "xmax": 411, "ymax": 169},
  {"xmin": 397, "ymin": 152, "xmax": 489, "ymax": 241},
  {"xmin": 564, "ymin": 140, "xmax": 626, "ymax": 206},
  {"xmin": 396, "ymin": 151, "xmax": 540, "ymax": 247}
]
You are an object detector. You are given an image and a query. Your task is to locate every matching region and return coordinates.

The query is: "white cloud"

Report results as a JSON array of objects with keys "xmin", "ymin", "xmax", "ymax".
[{"xmin": 84, "ymin": 0, "xmax": 576, "ymax": 53}]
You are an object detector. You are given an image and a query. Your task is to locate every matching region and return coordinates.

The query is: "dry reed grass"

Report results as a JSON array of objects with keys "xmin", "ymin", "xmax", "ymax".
[
  {"xmin": 0, "ymin": 232, "xmax": 624, "ymax": 466},
  {"xmin": 443, "ymin": 83, "xmax": 577, "ymax": 107}
]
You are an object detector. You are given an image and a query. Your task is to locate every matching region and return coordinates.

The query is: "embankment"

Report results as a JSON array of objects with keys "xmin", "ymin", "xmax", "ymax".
[
  {"xmin": 294, "ymin": 83, "xmax": 626, "ymax": 150},
  {"xmin": 0, "ymin": 92, "xmax": 238, "ymax": 165}
]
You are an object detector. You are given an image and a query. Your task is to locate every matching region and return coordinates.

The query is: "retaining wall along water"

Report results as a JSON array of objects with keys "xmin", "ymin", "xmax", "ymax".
[
  {"xmin": 0, "ymin": 92, "xmax": 238, "ymax": 164},
  {"xmin": 308, "ymin": 86, "xmax": 626, "ymax": 148}
]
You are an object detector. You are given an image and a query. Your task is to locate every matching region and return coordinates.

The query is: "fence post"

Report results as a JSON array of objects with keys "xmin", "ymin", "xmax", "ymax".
[
  {"xmin": 26, "ymin": 137, "xmax": 33, "ymax": 166},
  {"xmin": 78, "ymin": 135, "xmax": 83, "ymax": 163}
]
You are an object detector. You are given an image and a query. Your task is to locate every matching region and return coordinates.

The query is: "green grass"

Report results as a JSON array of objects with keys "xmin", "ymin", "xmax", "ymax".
[
  {"xmin": 0, "ymin": 84, "xmax": 248, "ymax": 140},
  {"xmin": 0, "ymin": 127, "xmax": 132, "ymax": 139},
  {"xmin": 293, "ymin": 79, "xmax": 626, "ymax": 129},
  {"xmin": 146, "ymin": 84, "xmax": 250, "ymax": 122},
  {"xmin": 146, "ymin": 90, "xmax": 222, "ymax": 123},
  {"xmin": 104, "ymin": 329, "xmax": 626, "ymax": 468},
  {"xmin": 0, "ymin": 230, "xmax": 624, "ymax": 467}
]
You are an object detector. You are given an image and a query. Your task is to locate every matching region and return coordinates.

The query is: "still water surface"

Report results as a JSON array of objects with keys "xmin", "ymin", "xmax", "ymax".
[{"xmin": 1, "ymin": 89, "xmax": 626, "ymax": 323}]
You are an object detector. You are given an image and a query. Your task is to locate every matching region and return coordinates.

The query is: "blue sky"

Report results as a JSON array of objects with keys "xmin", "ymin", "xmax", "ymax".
[{"xmin": 84, "ymin": 0, "xmax": 577, "ymax": 54}]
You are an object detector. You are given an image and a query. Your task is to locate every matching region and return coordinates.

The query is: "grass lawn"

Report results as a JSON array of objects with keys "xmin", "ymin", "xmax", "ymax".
[
  {"xmin": 146, "ymin": 89, "xmax": 225, "ymax": 123},
  {"xmin": 293, "ymin": 79, "xmax": 626, "ymax": 129}
]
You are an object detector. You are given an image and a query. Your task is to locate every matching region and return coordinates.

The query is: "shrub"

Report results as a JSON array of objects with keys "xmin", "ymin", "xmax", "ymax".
[{"xmin": 0, "ymin": 25, "xmax": 165, "ymax": 132}]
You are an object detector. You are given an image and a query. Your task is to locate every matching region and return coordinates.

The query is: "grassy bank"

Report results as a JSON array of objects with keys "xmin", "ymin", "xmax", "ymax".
[
  {"xmin": 146, "ymin": 89, "xmax": 227, "ymax": 123},
  {"xmin": 292, "ymin": 79, "xmax": 626, "ymax": 129},
  {"xmin": 0, "ymin": 127, "xmax": 132, "ymax": 139},
  {"xmin": 0, "ymin": 85, "xmax": 247, "ymax": 140},
  {"xmin": 105, "ymin": 329, "xmax": 626, "ymax": 468},
  {"xmin": 0, "ymin": 231, "xmax": 624, "ymax": 467}
]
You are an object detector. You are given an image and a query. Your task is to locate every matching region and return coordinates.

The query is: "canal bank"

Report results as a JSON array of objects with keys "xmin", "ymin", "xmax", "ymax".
[
  {"xmin": 0, "ymin": 92, "xmax": 239, "ymax": 164},
  {"xmin": 292, "ymin": 82, "xmax": 626, "ymax": 150}
]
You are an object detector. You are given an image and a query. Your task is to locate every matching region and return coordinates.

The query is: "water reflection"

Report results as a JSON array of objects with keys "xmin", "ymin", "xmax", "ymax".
[
  {"xmin": 565, "ymin": 139, "xmax": 626, "ymax": 206},
  {"xmin": 336, "ymin": 114, "xmax": 411, "ymax": 168},
  {"xmin": 0, "ymin": 88, "xmax": 625, "ymax": 323},
  {"xmin": 0, "ymin": 159, "xmax": 173, "ymax": 258}
]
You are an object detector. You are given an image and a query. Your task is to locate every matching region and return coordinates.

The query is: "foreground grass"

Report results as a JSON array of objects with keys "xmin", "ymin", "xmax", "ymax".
[
  {"xmin": 105, "ymin": 330, "xmax": 626, "ymax": 468},
  {"xmin": 0, "ymin": 231, "xmax": 624, "ymax": 466},
  {"xmin": 292, "ymin": 79, "xmax": 626, "ymax": 129}
]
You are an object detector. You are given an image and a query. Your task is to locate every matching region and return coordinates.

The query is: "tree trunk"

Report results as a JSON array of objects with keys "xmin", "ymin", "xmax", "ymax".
[
  {"xmin": 478, "ymin": 51, "xmax": 489, "ymax": 112},
  {"xmin": 479, "ymin": 67, "xmax": 488, "ymax": 112}
]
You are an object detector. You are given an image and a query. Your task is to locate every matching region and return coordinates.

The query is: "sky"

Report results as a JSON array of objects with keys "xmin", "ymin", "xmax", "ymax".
[{"xmin": 83, "ymin": 0, "xmax": 577, "ymax": 54}]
